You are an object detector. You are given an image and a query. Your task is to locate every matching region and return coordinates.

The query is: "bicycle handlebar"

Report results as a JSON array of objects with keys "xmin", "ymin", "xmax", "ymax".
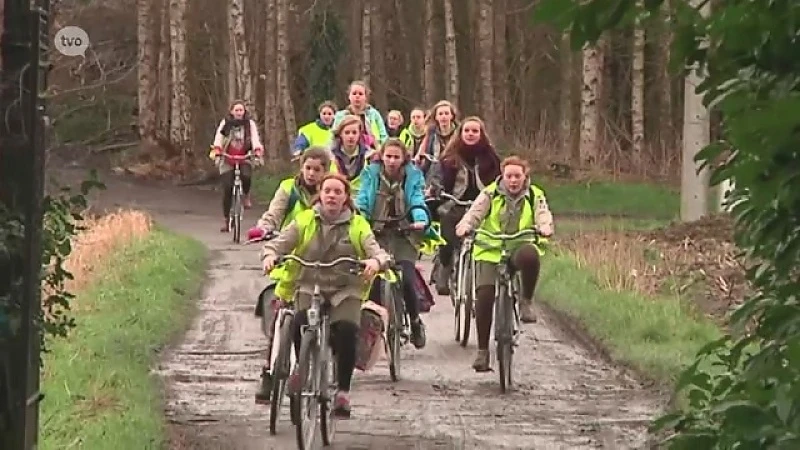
[
  {"xmin": 426, "ymin": 192, "xmax": 473, "ymax": 207},
  {"xmin": 417, "ymin": 153, "xmax": 438, "ymax": 163},
  {"xmin": 244, "ymin": 230, "xmax": 278, "ymax": 245},
  {"xmin": 276, "ymin": 255, "xmax": 365, "ymax": 269},
  {"xmin": 474, "ymin": 228, "xmax": 541, "ymax": 241},
  {"xmin": 221, "ymin": 152, "xmax": 255, "ymax": 162}
]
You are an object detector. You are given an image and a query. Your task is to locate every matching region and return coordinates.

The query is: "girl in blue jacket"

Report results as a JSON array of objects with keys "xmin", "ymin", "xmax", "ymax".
[{"xmin": 355, "ymin": 138, "xmax": 430, "ymax": 348}]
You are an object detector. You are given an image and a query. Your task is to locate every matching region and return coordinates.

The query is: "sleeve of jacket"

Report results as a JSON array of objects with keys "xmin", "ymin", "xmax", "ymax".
[
  {"xmin": 293, "ymin": 132, "xmax": 310, "ymax": 154},
  {"xmin": 534, "ymin": 191, "xmax": 554, "ymax": 235},
  {"xmin": 372, "ymin": 110, "xmax": 389, "ymax": 144},
  {"xmin": 456, "ymin": 191, "xmax": 492, "ymax": 232},
  {"xmin": 354, "ymin": 166, "xmax": 376, "ymax": 216},
  {"xmin": 261, "ymin": 219, "xmax": 301, "ymax": 261},
  {"xmin": 362, "ymin": 231, "xmax": 391, "ymax": 269},
  {"xmin": 406, "ymin": 166, "xmax": 429, "ymax": 223},
  {"xmin": 332, "ymin": 110, "xmax": 346, "ymax": 130},
  {"xmin": 211, "ymin": 119, "xmax": 226, "ymax": 150},
  {"xmin": 249, "ymin": 119, "xmax": 264, "ymax": 150},
  {"xmin": 256, "ymin": 185, "xmax": 291, "ymax": 231},
  {"xmin": 427, "ymin": 160, "xmax": 443, "ymax": 190},
  {"xmin": 399, "ymin": 129, "xmax": 412, "ymax": 150}
]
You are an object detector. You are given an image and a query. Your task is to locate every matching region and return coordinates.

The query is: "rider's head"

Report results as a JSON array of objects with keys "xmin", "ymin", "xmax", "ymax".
[
  {"xmin": 316, "ymin": 173, "xmax": 354, "ymax": 216},
  {"xmin": 440, "ymin": 116, "xmax": 493, "ymax": 166},
  {"xmin": 501, "ymin": 156, "xmax": 530, "ymax": 195},
  {"xmin": 409, "ymin": 107, "xmax": 426, "ymax": 129},
  {"xmin": 318, "ymin": 101, "xmax": 337, "ymax": 127},
  {"xmin": 299, "ymin": 147, "xmax": 331, "ymax": 187},
  {"xmin": 229, "ymin": 100, "xmax": 247, "ymax": 120},
  {"xmin": 347, "ymin": 81, "xmax": 369, "ymax": 110},
  {"xmin": 334, "ymin": 115, "xmax": 363, "ymax": 149},
  {"xmin": 387, "ymin": 110, "xmax": 403, "ymax": 130},
  {"xmin": 426, "ymin": 100, "xmax": 457, "ymax": 129},
  {"xmin": 459, "ymin": 117, "xmax": 485, "ymax": 146},
  {"xmin": 380, "ymin": 138, "xmax": 409, "ymax": 176}
]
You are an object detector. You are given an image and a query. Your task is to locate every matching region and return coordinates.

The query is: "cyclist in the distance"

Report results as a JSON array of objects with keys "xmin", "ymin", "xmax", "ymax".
[
  {"xmin": 454, "ymin": 156, "xmax": 554, "ymax": 372},
  {"xmin": 261, "ymin": 173, "xmax": 391, "ymax": 417},
  {"xmin": 210, "ymin": 100, "xmax": 264, "ymax": 232}
]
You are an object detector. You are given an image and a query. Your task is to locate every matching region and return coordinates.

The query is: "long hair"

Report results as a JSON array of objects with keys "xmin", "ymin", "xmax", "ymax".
[
  {"xmin": 424, "ymin": 100, "xmax": 459, "ymax": 130},
  {"xmin": 439, "ymin": 116, "xmax": 494, "ymax": 167}
]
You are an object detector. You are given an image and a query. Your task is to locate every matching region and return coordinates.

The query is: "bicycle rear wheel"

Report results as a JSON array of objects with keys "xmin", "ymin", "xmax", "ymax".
[
  {"xmin": 293, "ymin": 330, "xmax": 319, "ymax": 450},
  {"xmin": 495, "ymin": 284, "xmax": 513, "ymax": 393},
  {"xmin": 269, "ymin": 311, "xmax": 294, "ymax": 435}
]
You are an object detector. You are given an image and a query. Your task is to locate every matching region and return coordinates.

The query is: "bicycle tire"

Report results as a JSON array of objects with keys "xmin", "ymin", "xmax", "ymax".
[
  {"xmin": 269, "ymin": 312, "xmax": 294, "ymax": 435},
  {"xmin": 495, "ymin": 283, "xmax": 513, "ymax": 393},
  {"xmin": 459, "ymin": 260, "xmax": 473, "ymax": 348},
  {"xmin": 231, "ymin": 185, "xmax": 242, "ymax": 243},
  {"xmin": 293, "ymin": 330, "xmax": 319, "ymax": 450},
  {"xmin": 319, "ymin": 344, "xmax": 336, "ymax": 445},
  {"xmin": 385, "ymin": 279, "xmax": 402, "ymax": 382}
]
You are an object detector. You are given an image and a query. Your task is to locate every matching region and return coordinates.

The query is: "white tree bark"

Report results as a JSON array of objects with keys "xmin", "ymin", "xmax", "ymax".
[
  {"xmin": 168, "ymin": 0, "xmax": 192, "ymax": 154},
  {"xmin": 443, "ymin": 0, "xmax": 459, "ymax": 105},
  {"xmin": 631, "ymin": 0, "xmax": 646, "ymax": 170},
  {"xmin": 227, "ymin": 0, "xmax": 253, "ymax": 108},
  {"xmin": 579, "ymin": 41, "xmax": 603, "ymax": 167}
]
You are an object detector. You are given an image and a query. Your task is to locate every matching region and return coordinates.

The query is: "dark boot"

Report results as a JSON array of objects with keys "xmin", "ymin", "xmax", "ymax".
[
  {"xmin": 254, "ymin": 367, "xmax": 272, "ymax": 404},
  {"xmin": 410, "ymin": 319, "xmax": 426, "ymax": 349},
  {"xmin": 434, "ymin": 263, "xmax": 451, "ymax": 296},
  {"xmin": 220, "ymin": 217, "xmax": 230, "ymax": 232}
]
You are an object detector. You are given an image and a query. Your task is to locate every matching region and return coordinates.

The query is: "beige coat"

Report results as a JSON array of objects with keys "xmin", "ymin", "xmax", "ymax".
[
  {"xmin": 256, "ymin": 180, "xmax": 314, "ymax": 232},
  {"xmin": 261, "ymin": 206, "xmax": 391, "ymax": 308},
  {"xmin": 457, "ymin": 180, "xmax": 554, "ymax": 236}
]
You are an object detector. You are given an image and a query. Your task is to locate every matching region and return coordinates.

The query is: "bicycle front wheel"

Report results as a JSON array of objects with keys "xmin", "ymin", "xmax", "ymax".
[
  {"xmin": 459, "ymin": 260, "xmax": 473, "ymax": 348},
  {"xmin": 269, "ymin": 311, "xmax": 294, "ymax": 435},
  {"xmin": 231, "ymin": 185, "xmax": 242, "ymax": 243},
  {"xmin": 319, "ymin": 345, "xmax": 337, "ymax": 445},
  {"xmin": 495, "ymin": 284, "xmax": 513, "ymax": 393},
  {"xmin": 385, "ymin": 280, "xmax": 403, "ymax": 382},
  {"xmin": 293, "ymin": 330, "xmax": 319, "ymax": 450}
]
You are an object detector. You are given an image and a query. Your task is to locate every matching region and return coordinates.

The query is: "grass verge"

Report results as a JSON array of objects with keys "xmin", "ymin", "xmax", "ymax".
[
  {"xmin": 537, "ymin": 245, "xmax": 721, "ymax": 384},
  {"xmin": 543, "ymin": 179, "xmax": 679, "ymax": 219},
  {"xmin": 40, "ymin": 228, "xmax": 207, "ymax": 450}
]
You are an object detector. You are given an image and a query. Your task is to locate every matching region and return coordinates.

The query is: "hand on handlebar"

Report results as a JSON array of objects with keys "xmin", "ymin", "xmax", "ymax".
[
  {"xmin": 263, "ymin": 256, "xmax": 277, "ymax": 273},
  {"xmin": 361, "ymin": 258, "xmax": 381, "ymax": 279},
  {"xmin": 409, "ymin": 222, "xmax": 426, "ymax": 231},
  {"xmin": 455, "ymin": 223, "xmax": 471, "ymax": 238},
  {"xmin": 536, "ymin": 224, "xmax": 553, "ymax": 238}
]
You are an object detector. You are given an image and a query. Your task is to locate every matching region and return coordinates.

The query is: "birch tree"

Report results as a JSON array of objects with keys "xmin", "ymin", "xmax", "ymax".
[
  {"xmin": 631, "ymin": 0, "xmax": 646, "ymax": 170},
  {"xmin": 228, "ymin": 0, "xmax": 253, "ymax": 108},
  {"xmin": 443, "ymin": 0, "xmax": 459, "ymax": 105},
  {"xmin": 136, "ymin": 0, "xmax": 158, "ymax": 153},
  {"xmin": 168, "ymin": 0, "xmax": 192, "ymax": 156},
  {"xmin": 579, "ymin": 41, "xmax": 604, "ymax": 166}
]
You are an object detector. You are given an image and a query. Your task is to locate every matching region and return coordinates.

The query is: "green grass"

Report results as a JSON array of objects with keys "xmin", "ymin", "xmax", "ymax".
[
  {"xmin": 252, "ymin": 172, "xmax": 289, "ymax": 203},
  {"xmin": 538, "ymin": 246, "xmax": 721, "ymax": 383},
  {"xmin": 558, "ymin": 217, "xmax": 670, "ymax": 234},
  {"xmin": 40, "ymin": 228, "xmax": 207, "ymax": 450},
  {"xmin": 543, "ymin": 180, "xmax": 680, "ymax": 219}
]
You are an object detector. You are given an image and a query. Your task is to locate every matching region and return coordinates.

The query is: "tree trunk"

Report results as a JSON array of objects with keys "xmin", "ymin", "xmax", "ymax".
[
  {"xmin": 136, "ymin": 0, "xmax": 159, "ymax": 155},
  {"xmin": 423, "ymin": 0, "xmax": 436, "ymax": 106},
  {"xmin": 370, "ymin": 0, "xmax": 387, "ymax": 109},
  {"xmin": 392, "ymin": 0, "xmax": 415, "ymax": 98},
  {"xmin": 477, "ymin": 0, "xmax": 495, "ymax": 134},
  {"xmin": 264, "ymin": 0, "xmax": 279, "ymax": 156},
  {"xmin": 157, "ymin": 0, "xmax": 171, "ymax": 139},
  {"xmin": 168, "ymin": 0, "xmax": 192, "ymax": 159},
  {"xmin": 579, "ymin": 41, "xmax": 603, "ymax": 167},
  {"xmin": 228, "ymin": 0, "xmax": 253, "ymax": 110},
  {"xmin": 631, "ymin": 0, "xmax": 645, "ymax": 172},
  {"xmin": 559, "ymin": 32, "xmax": 572, "ymax": 161},
  {"xmin": 492, "ymin": 0, "xmax": 506, "ymax": 123},
  {"xmin": 442, "ymin": 0, "xmax": 459, "ymax": 105},
  {"xmin": 680, "ymin": 0, "xmax": 711, "ymax": 222},
  {"xmin": 360, "ymin": 2, "xmax": 371, "ymax": 84},
  {"xmin": 276, "ymin": 0, "xmax": 297, "ymax": 144},
  {"xmin": 659, "ymin": 0, "xmax": 674, "ymax": 161}
]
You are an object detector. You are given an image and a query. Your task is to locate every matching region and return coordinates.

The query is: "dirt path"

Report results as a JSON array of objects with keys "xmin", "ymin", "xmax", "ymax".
[{"xmin": 62, "ymin": 169, "xmax": 664, "ymax": 449}]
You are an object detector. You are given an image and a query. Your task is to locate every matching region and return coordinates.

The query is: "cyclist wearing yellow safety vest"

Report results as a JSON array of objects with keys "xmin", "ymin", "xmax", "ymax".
[
  {"xmin": 255, "ymin": 147, "xmax": 331, "ymax": 234},
  {"xmin": 262, "ymin": 173, "xmax": 391, "ymax": 418},
  {"xmin": 291, "ymin": 101, "xmax": 337, "ymax": 158},
  {"xmin": 332, "ymin": 80, "xmax": 388, "ymax": 150},
  {"xmin": 399, "ymin": 106, "xmax": 427, "ymax": 157},
  {"xmin": 455, "ymin": 156, "xmax": 554, "ymax": 372},
  {"xmin": 330, "ymin": 114, "xmax": 373, "ymax": 197}
]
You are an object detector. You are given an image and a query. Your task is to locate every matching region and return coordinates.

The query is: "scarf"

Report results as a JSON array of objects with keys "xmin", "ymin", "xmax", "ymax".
[{"xmin": 440, "ymin": 143, "xmax": 501, "ymax": 193}]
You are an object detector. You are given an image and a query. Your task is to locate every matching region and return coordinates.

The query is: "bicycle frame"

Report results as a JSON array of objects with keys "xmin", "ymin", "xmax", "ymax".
[{"xmin": 222, "ymin": 152, "xmax": 252, "ymax": 243}]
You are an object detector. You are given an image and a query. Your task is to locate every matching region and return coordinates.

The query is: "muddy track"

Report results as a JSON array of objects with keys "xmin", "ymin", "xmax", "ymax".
[{"xmin": 60, "ymin": 169, "xmax": 664, "ymax": 449}]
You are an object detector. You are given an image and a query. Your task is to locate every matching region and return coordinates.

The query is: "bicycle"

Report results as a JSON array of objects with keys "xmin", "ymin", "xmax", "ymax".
[
  {"xmin": 273, "ymin": 255, "xmax": 365, "ymax": 450},
  {"xmin": 221, "ymin": 151, "xmax": 253, "ymax": 244},
  {"xmin": 473, "ymin": 228, "xmax": 541, "ymax": 393},
  {"xmin": 425, "ymin": 191, "xmax": 475, "ymax": 347},
  {"xmin": 369, "ymin": 208, "xmax": 429, "ymax": 381},
  {"xmin": 246, "ymin": 232, "xmax": 298, "ymax": 434}
]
